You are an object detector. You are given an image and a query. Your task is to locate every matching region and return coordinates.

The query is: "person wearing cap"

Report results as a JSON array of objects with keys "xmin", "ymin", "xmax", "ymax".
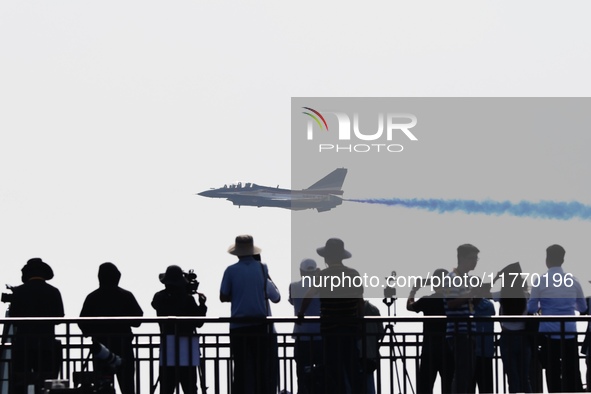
[
  {"xmin": 9, "ymin": 258, "xmax": 65, "ymax": 394},
  {"xmin": 298, "ymin": 238, "xmax": 364, "ymax": 394},
  {"xmin": 220, "ymin": 235, "xmax": 280, "ymax": 394},
  {"xmin": 289, "ymin": 258, "xmax": 322, "ymax": 394},
  {"xmin": 152, "ymin": 265, "xmax": 208, "ymax": 394},
  {"xmin": 527, "ymin": 244, "xmax": 586, "ymax": 392},
  {"xmin": 79, "ymin": 262, "xmax": 144, "ymax": 394},
  {"xmin": 406, "ymin": 269, "xmax": 453, "ymax": 394}
]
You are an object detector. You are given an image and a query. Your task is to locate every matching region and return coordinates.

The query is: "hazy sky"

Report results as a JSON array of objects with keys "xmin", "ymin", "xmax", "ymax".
[{"xmin": 2, "ymin": 1, "xmax": 591, "ymax": 326}]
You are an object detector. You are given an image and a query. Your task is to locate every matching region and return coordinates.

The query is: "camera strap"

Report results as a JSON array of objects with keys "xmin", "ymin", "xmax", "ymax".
[{"xmin": 260, "ymin": 262, "xmax": 269, "ymax": 315}]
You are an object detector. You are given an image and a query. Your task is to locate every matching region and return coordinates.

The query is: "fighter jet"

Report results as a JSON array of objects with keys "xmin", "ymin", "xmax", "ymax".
[{"xmin": 198, "ymin": 168, "xmax": 347, "ymax": 212}]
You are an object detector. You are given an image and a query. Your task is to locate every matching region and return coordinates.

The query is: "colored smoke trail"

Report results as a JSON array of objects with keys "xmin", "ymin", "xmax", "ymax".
[{"xmin": 347, "ymin": 198, "xmax": 591, "ymax": 221}]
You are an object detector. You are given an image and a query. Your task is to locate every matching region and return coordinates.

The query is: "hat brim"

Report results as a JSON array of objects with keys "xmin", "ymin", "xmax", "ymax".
[
  {"xmin": 228, "ymin": 244, "xmax": 262, "ymax": 256},
  {"xmin": 23, "ymin": 261, "xmax": 54, "ymax": 281},
  {"xmin": 159, "ymin": 273, "xmax": 188, "ymax": 286},
  {"xmin": 316, "ymin": 246, "xmax": 352, "ymax": 259}
]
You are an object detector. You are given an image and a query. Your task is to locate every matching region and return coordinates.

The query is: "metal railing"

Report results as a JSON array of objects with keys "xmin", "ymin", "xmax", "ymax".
[{"xmin": 1, "ymin": 315, "xmax": 589, "ymax": 393}]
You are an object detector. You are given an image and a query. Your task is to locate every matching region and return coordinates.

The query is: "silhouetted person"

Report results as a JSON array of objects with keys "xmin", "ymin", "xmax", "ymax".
[
  {"xmin": 152, "ymin": 265, "xmax": 207, "ymax": 394},
  {"xmin": 442, "ymin": 244, "xmax": 481, "ymax": 394},
  {"xmin": 220, "ymin": 235, "xmax": 280, "ymax": 394},
  {"xmin": 492, "ymin": 262, "xmax": 532, "ymax": 393},
  {"xmin": 79, "ymin": 262, "xmax": 143, "ymax": 394},
  {"xmin": 254, "ymin": 253, "xmax": 281, "ymax": 394},
  {"xmin": 406, "ymin": 269, "xmax": 453, "ymax": 394},
  {"xmin": 299, "ymin": 238, "xmax": 364, "ymax": 394},
  {"xmin": 581, "ymin": 296, "xmax": 591, "ymax": 393},
  {"xmin": 289, "ymin": 258, "xmax": 322, "ymax": 394},
  {"xmin": 471, "ymin": 295, "xmax": 495, "ymax": 393},
  {"xmin": 9, "ymin": 258, "xmax": 64, "ymax": 394},
  {"xmin": 527, "ymin": 244, "xmax": 586, "ymax": 392}
]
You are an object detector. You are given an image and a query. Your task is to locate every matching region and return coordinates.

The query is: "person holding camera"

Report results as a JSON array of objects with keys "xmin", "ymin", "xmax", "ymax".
[
  {"xmin": 406, "ymin": 268, "xmax": 453, "ymax": 394},
  {"xmin": 79, "ymin": 262, "xmax": 144, "ymax": 394},
  {"xmin": 9, "ymin": 258, "xmax": 64, "ymax": 394},
  {"xmin": 152, "ymin": 265, "xmax": 208, "ymax": 394}
]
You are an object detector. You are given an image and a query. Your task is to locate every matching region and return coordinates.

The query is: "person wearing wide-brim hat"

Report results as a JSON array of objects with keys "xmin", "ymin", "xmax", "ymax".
[
  {"xmin": 21, "ymin": 257, "xmax": 55, "ymax": 282},
  {"xmin": 9, "ymin": 258, "xmax": 65, "ymax": 393},
  {"xmin": 152, "ymin": 264, "xmax": 207, "ymax": 394},
  {"xmin": 159, "ymin": 265, "xmax": 189, "ymax": 288},
  {"xmin": 220, "ymin": 234, "xmax": 280, "ymax": 394},
  {"xmin": 299, "ymin": 238, "xmax": 365, "ymax": 394},
  {"xmin": 316, "ymin": 237, "xmax": 352, "ymax": 261},
  {"xmin": 227, "ymin": 234, "xmax": 262, "ymax": 257}
]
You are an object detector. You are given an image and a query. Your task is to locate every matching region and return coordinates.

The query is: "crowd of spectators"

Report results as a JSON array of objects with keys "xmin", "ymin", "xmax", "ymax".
[{"xmin": 4, "ymin": 239, "xmax": 590, "ymax": 394}]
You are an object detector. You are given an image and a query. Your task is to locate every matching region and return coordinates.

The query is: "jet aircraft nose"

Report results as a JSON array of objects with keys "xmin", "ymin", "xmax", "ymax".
[{"xmin": 198, "ymin": 189, "xmax": 215, "ymax": 197}]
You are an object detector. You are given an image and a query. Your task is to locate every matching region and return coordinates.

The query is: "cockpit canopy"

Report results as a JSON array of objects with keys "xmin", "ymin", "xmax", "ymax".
[{"xmin": 222, "ymin": 182, "xmax": 256, "ymax": 189}]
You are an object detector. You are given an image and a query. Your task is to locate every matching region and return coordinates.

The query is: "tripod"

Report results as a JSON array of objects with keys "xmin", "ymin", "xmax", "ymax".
[{"xmin": 382, "ymin": 294, "xmax": 415, "ymax": 394}]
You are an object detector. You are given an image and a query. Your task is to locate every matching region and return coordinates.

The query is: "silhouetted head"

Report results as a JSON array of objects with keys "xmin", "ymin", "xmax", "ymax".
[
  {"xmin": 457, "ymin": 244, "xmax": 479, "ymax": 273},
  {"xmin": 159, "ymin": 265, "xmax": 188, "ymax": 288},
  {"xmin": 431, "ymin": 268, "xmax": 449, "ymax": 292},
  {"xmin": 317, "ymin": 238, "xmax": 351, "ymax": 265},
  {"xmin": 499, "ymin": 263, "xmax": 528, "ymax": 299},
  {"xmin": 98, "ymin": 262, "xmax": 121, "ymax": 287},
  {"xmin": 299, "ymin": 258, "xmax": 319, "ymax": 276},
  {"xmin": 546, "ymin": 244, "xmax": 565, "ymax": 268},
  {"xmin": 496, "ymin": 262, "xmax": 522, "ymax": 278},
  {"xmin": 21, "ymin": 258, "xmax": 54, "ymax": 282},
  {"xmin": 228, "ymin": 235, "xmax": 261, "ymax": 257},
  {"xmin": 495, "ymin": 262, "xmax": 527, "ymax": 289}
]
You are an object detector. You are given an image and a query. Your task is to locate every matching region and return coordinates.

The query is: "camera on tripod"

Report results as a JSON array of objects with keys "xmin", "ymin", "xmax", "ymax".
[
  {"xmin": 1, "ymin": 285, "xmax": 15, "ymax": 304},
  {"xmin": 383, "ymin": 271, "xmax": 397, "ymax": 300},
  {"xmin": 72, "ymin": 342, "xmax": 122, "ymax": 394},
  {"xmin": 92, "ymin": 342, "xmax": 122, "ymax": 372}
]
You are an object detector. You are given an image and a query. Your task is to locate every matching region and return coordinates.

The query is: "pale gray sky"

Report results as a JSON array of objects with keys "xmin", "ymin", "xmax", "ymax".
[{"xmin": 2, "ymin": 0, "xmax": 591, "ymax": 330}]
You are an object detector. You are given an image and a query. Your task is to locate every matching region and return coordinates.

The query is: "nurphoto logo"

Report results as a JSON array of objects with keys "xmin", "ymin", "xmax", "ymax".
[{"xmin": 301, "ymin": 107, "xmax": 418, "ymax": 153}]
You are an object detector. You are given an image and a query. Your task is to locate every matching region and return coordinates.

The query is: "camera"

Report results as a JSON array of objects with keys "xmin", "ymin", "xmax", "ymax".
[
  {"xmin": 91, "ymin": 342, "xmax": 122, "ymax": 372},
  {"xmin": 184, "ymin": 269, "xmax": 200, "ymax": 295},
  {"xmin": 383, "ymin": 271, "xmax": 397, "ymax": 299},
  {"xmin": 1, "ymin": 285, "xmax": 14, "ymax": 304},
  {"xmin": 71, "ymin": 342, "xmax": 121, "ymax": 394},
  {"xmin": 73, "ymin": 371, "xmax": 115, "ymax": 394}
]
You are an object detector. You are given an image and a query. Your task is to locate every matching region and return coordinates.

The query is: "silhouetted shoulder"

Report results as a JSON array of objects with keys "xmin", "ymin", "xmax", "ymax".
[
  {"xmin": 151, "ymin": 289, "xmax": 168, "ymax": 310},
  {"xmin": 11, "ymin": 281, "xmax": 64, "ymax": 318}
]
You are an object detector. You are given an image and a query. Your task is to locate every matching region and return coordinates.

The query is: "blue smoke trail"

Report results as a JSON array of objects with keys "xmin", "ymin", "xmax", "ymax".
[{"xmin": 347, "ymin": 198, "xmax": 591, "ymax": 221}]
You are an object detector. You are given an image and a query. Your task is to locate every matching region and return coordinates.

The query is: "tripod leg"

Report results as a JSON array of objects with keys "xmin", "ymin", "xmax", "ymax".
[
  {"xmin": 198, "ymin": 361, "xmax": 207, "ymax": 393},
  {"xmin": 385, "ymin": 323, "xmax": 416, "ymax": 394}
]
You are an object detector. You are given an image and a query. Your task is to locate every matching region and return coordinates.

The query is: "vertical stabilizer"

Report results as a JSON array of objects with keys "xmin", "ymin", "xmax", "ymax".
[{"xmin": 305, "ymin": 168, "xmax": 347, "ymax": 192}]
